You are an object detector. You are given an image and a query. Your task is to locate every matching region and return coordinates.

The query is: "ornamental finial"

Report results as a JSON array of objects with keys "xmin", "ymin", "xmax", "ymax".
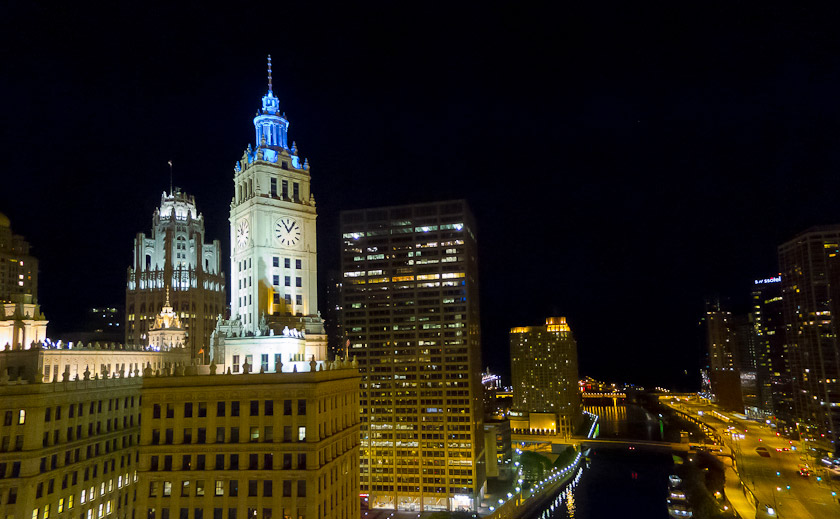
[{"xmin": 267, "ymin": 54, "xmax": 273, "ymax": 93}]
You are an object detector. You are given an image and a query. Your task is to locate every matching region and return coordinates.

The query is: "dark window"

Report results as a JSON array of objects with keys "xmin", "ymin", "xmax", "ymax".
[
  {"xmin": 216, "ymin": 402, "xmax": 225, "ymax": 417},
  {"xmin": 229, "ymin": 480, "xmax": 238, "ymax": 497},
  {"xmin": 216, "ymin": 427, "xmax": 224, "ymax": 443},
  {"xmin": 166, "ymin": 404, "xmax": 174, "ymax": 419},
  {"xmin": 297, "ymin": 480, "xmax": 306, "ymax": 497},
  {"xmin": 270, "ymin": 178, "xmax": 277, "ymax": 197},
  {"xmin": 248, "ymin": 480, "xmax": 258, "ymax": 497},
  {"xmin": 197, "ymin": 428, "xmax": 206, "ymax": 444},
  {"xmin": 272, "ymin": 257, "xmax": 279, "ymax": 267},
  {"xmin": 250, "ymin": 401, "xmax": 259, "ymax": 416},
  {"xmin": 184, "ymin": 403, "xmax": 193, "ymax": 418},
  {"xmin": 283, "ymin": 400, "xmax": 291, "ymax": 415},
  {"xmin": 196, "ymin": 455, "xmax": 205, "ymax": 470},
  {"xmin": 284, "ymin": 276, "xmax": 290, "ymax": 287},
  {"xmin": 297, "ymin": 400, "xmax": 306, "ymax": 415},
  {"xmin": 215, "ymin": 454, "xmax": 224, "ymax": 470},
  {"xmin": 282, "ymin": 480, "xmax": 291, "ymax": 497},
  {"xmin": 182, "ymin": 455, "xmax": 191, "ymax": 471},
  {"xmin": 249, "ymin": 454, "xmax": 258, "ymax": 470},
  {"xmin": 231, "ymin": 402, "xmax": 239, "ymax": 417},
  {"xmin": 264, "ymin": 401, "xmax": 273, "ymax": 416},
  {"xmin": 283, "ymin": 454, "xmax": 291, "ymax": 469},
  {"xmin": 230, "ymin": 454, "xmax": 239, "ymax": 470},
  {"xmin": 198, "ymin": 402, "xmax": 207, "ymax": 417},
  {"xmin": 153, "ymin": 404, "xmax": 161, "ymax": 419},
  {"xmin": 284, "ymin": 258, "xmax": 290, "ymax": 269},
  {"xmin": 263, "ymin": 454, "xmax": 273, "ymax": 470},
  {"xmin": 230, "ymin": 428, "xmax": 239, "ymax": 443},
  {"xmin": 295, "ymin": 259, "xmax": 301, "ymax": 269}
]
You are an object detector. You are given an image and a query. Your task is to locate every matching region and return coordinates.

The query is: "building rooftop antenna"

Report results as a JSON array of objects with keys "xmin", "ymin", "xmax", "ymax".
[
  {"xmin": 168, "ymin": 160, "xmax": 173, "ymax": 195},
  {"xmin": 267, "ymin": 54, "xmax": 273, "ymax": 93}
]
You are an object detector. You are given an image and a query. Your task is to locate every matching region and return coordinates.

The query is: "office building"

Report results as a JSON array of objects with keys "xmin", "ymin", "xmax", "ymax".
[
  {"xmin": 751, "ymin": 275, "xmax": 794, "ymax": 432},
  {"xmin": 136, "ymin": 361, "xmax": 360, "ymax": 519},
  {"xmin": 779, "ymin": 227, "xmax": 840, "ymax": 446},
  {"xmin": 340, "ymin": 200, "xmax": 485, "ymax": 512},
  {"xmin": 126, "ymin": 188, "xmax": 225, "ymax": 361},
  {"xmin": 212, "ymin": 56, "xmax": 326, "ymax": 372},
  {"xmin": 509, "ymin": 317, "xmax": 582, "ymax": 437},
  {"xmin": 0, "ymin": 212, "xmax": 38, "ymax": 304},
  {"xmin": 704, "ymin": 300, "xmax": 744, "ymax": 412}
]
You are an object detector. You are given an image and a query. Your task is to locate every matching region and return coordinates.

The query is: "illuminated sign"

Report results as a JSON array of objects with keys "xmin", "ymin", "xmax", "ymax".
[{"xmin": 754, "ymin": 276, "xmax": 781, "ymax": 285}]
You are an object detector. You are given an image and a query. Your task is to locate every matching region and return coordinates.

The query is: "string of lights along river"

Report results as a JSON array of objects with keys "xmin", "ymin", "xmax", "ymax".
[{"xmin": 534, "ymin": 404, "xmax": 676, "ymax": 519}]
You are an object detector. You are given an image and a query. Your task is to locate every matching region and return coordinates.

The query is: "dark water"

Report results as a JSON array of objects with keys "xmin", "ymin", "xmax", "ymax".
[{"xmin": 533, "ymin": 404, "xmax": 675, "ymax": 519}]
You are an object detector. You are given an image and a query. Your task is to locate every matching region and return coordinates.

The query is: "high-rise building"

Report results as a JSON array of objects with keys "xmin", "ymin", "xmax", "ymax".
[
  {"xmin": 126, "ymin": 188, "xmax": 225, "ymax": 360},
  {"xmin": 211, "ymin": 56, "xmax": 326, "ymax": 371},
  {"xmin": 509, "ymin": 317, "xmax": 581, "ymax": 437},
  {"xmin": 340, "ymin": 200, "xmax": 485, "ymax": 512},
  {"xmin": 704, "ymin": 299, "xmax": 744, "ymax": 412},
  {"xmin": 751, "ymin": 275, "xmax": 793, "ymax": 432},
  {"xmin": 0, "ymin": 212, "xmax": 38, "ymax": 304},
  {"xmin": 779, "ymin": 226, "xmax": 840, "ymax": 446}
]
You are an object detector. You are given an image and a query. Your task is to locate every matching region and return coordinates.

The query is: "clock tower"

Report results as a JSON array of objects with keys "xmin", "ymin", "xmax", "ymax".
[{"xmin": 229, "ymin": 56, "xmax": 319, "ymax": 334}]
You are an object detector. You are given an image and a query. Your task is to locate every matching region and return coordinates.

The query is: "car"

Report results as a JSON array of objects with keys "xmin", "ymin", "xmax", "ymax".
[{"xmin": 798, "ymin": 467, "xmax": 811, "ymax": 477}]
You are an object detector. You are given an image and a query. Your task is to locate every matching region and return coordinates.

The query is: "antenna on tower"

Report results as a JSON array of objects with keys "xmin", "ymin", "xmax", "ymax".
[
  {"xmin": 168, "ymin": 160, "xmax": 173, "ymax": 195},
  {"xmin": 267, "ymin": 54, "xmax": 273, "ymax": 93}
]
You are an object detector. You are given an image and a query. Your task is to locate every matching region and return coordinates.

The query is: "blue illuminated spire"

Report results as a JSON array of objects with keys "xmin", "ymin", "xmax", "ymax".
[{"xmin": 254, "ymin": 54, "xmax": 289, "ymax": 150}]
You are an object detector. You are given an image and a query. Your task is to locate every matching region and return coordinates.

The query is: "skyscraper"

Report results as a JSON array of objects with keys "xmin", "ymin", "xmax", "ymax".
[
  {"xmin": 779, "ymin": 226, "xmax": 840, "ymax": 446},
  {"xmin": 704, "ymin": 299, "xmax": 744, "ymax": 412},
  {"xmin": 340, "ymin": 200, "xmax": 484, "ymax": 512},
  {"xmin": 752, "ymin": 275, "xmax": 793, "ymax": 431},
  {"xmin": 212, "ymin": 56, "xmax": 326, "ymax": 371},
  {"xmin": 0, "ymin": 212, "xmax": 38, "ymax": 304},
  {"xmin": 509, "ymin": 317, "xmax": 581, "ymax": 437},
  {"xmin": 126, "ymin": 188, "xmax": 225, "ymax": 360}
]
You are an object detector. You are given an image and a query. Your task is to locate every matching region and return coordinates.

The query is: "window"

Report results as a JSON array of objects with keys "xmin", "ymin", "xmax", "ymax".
[
  {"xmin": 281, "ymin": 180, "xmax": 288, "ymax": 199},
  {"xmin": 295, "ymin": 259, "xmax": 301, "ymax": 269},
  {"xmin": 153, "ymin": 405, "xmax": 161, "ymax": 419},
  {"xmin": 272, "ymin": 257, "xmax": 279, "ymax": 267},
  {"xmin": 270, "ymin": 178, "xmax": 277, "ymax": 197},
  {"xmin": 183, "ymin": 429, "xmax": 192, "ymax": 444},
  {"xmin": 264, "ymin": 401, "xmax": 273, "ymax": 416},
  {"xmin": 283, "ymin": 400, "xmax": 291, "ymax": 415},
  {"xmin": 197, "ymin": 428, "xmax": 206, "ymax": 444},
  {"xmin": 295, "ymin": 277, "xmax": 301, "ymax": 287},
  {"xmin": 232, "ymin": 356, "xmax": 240, "ymax": 373},
  {"xmin": 297, "ymin": 400, "xmax": 306, "ymax": 415},
  {"xmin": 163, "ymin": 481, "xmax": 172, "ymax": 497},
  {"xmin": 216, "ymin": 402, "xmax": 225, "ymax": 417},
  {"xmin": 198, "ymin": 403, "xmax": 207, "ymax": 418},
  {"xmin": 216, "ymin": 427, "xmax": 225, "ymax": 443},
  {"xmin": 263, "ymin": 454, "xmax": 273, "ymax": 470},
  {"xmin": 196, "ymin": 455, "xmax": 205, "ymax": 470},
  {"xmin": 298, "ymin": 426, "xmax": 306, "ymax": 442},
  {"xmin": 248, "ymin": 480, "xmax": 257, "ymax": 497},
  {"xmin": 297, "ymin": 480, "xmax": 306, "ymax": 497},
  {"xmin": 261, "ymin": 355, "xmax": 268, "ymax": 372},
  {"xmin": 272, "ymin": 275, "xmax": 279, "ymax": 286},
  {"xmin": 283, "ymin": 427, "xmax": 292, "ymax": 443},
  {"xmin": 264, "ymin": 480, "xmax": 272, "ymax": 497},
  {"xmin": 283, "ymin": 454, "xmax": 292, "ymax": 470},
  {"xmin": 282, "ymin": 481, "xmax": 291, "ymax": 497},
  {"xmin": 293, "ymin": 182, "xmax": 299, "ymax": 200},
  {"xmin": 181, "ymin": 480, "xmax": 190, "ymax": 497},
  {"xmin": 214, "ymin": 481, "xmax": 224, "ymax": 496},
  {"xmin": 250, "ymin": 427, "xmax": 259, "ymax": 442},
  {"xmin": 284, "ymin": 276, "xmax": 290, "ymax": 287},
  {"xmin": 215, "ymin": 454, "xmax": 224, "ymax": 470},
  {"xmin": 229, "ymin": 480, "xmax": 238, "ymax": 497},
  {"xmin": 297, "ymin": 453, "xmax": 306, "ymax": 469},
  {"xmin": 184, "ymin": 403, "xmax": 193, "ymax": 418},
  {"xmin": 196, "ymin": 480, "xmax": 205, "ymax": 496},
  {"xmin": 230, "ymin": 428, "xmax": 239, "ymax": 443},
  {"xmin": 284, "ymin": 294, "xmax": 291, "ymax": 304},
  {"xmin": 296, "ymin": 295, "xmax": 302, "ymax": 306},
  {"xmin": 182, "ymin": 455, "xmax": 191, "ymax": 470},
  {"xmin": 166, "ymin": 404, "xmax": 174, "ymax": 419},
  {"xmin": 230, "ymin": 455, "xmax": 239, "ymax": 470},
  {"xmin": 284, "ymin": 258, "xmax": 290, "ymax": 269},
  {"xmin": 18, "ymin": 410, "xmax": 25, "ymax": 424}
]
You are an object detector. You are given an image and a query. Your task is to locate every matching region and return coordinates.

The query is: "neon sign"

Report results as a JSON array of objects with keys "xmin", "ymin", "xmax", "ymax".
[{"xmin": 754, "ymin": 276, "xmax": 781, "ymax": 285}]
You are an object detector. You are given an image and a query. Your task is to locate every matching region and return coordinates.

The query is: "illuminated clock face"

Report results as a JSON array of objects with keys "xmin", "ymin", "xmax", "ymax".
[
  {"xmin": 276, "ymin": 217, "xmax": 301, "ymax": 247},
  {"xmin": 236, "ymin": 219, "xmax": 249, "ymax": 249}
]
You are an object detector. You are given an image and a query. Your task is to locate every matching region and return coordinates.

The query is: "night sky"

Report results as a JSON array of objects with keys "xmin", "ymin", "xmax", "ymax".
[{"xmin": 4, "ymin": 3, "xmax": 840, "ymax": 390}]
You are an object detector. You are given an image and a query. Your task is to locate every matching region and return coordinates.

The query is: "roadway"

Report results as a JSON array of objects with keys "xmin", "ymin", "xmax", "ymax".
[{"xmin": 662, "ymin": 397, "xmax": 840, "ymax": 519}]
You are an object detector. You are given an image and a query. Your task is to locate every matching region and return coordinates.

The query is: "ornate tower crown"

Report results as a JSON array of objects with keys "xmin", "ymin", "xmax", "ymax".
[{"xmin": 254, "ymin": 54, "xmax": 289, "ymax": 150}]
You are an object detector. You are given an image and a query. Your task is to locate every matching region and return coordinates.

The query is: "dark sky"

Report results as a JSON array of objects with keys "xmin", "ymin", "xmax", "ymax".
[{"xmin": 3, "ymin": 2, "xmax": 840, "ymax": 390}]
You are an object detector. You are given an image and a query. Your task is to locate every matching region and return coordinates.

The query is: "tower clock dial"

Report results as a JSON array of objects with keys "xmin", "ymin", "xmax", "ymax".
[
  {"xmin": 275, "ymin": 217, "xmax": 301, "ymax": 247},
  {"xmin": 236, "ymin": 219, "xmax": 250, "ymax": 249}
]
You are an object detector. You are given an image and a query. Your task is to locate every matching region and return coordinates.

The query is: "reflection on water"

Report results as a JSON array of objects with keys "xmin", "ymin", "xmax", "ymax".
[{"xmin": 534, "ymin": 404, "xmax": 672, "ymax": 519}]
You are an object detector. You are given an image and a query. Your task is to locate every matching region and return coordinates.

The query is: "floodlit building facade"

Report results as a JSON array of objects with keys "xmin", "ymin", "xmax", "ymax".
[
  {"xmin": 509, "ymin": 317, "xmax": 581, "ymax": 437},
  {"xmin": 136, "ymin": 362, "xmax": 360, "ymax": 519},
  {"xmin": 126, "ymin": 188, "xmax": 225, "ymax": 361},
  {"xmin": 340, "ymin": 200, "xmax": 485, "ymax": 512}
]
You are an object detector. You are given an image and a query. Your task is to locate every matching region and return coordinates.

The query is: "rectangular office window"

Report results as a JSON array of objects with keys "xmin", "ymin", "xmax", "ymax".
[
  {"xmin": 214, "ymin": 481, "xmax": 223, "ymax": 496},
  {"xmin": 230, "ymin": 428, "xmax": 239, "ymax": 443},
  {"xmin": 281, "ymin": 180, "xmax": 288, "ymax": 199},
  {"xmin": 216, "ymin": 427, "xmax": 225, "ymax": 443},
  {"xmin": 184, "ymin": 403, "xmax": 193, "ymax": 418},
  {"xmin": 296, "ymin": 295, "xmax": 302, "ymax": 306},
  {"xmin": 298, "ymin": 426, "xmax": 306, "ymax": 442},
  {"xmin": 250, "ymin": 427, "xmax": 259, "ymax": 442},
  {"xmin": 272, "ymin": 257, "xmax": 279, "ymax": 267},
  {"xmin": 198, "ymin": 403, "xmax": 207, "ymax": 418},
  {"xmin": 282, "ymin": 480, "xmax": 291, "ymax": 497},
  {"xmin": 264, "ymin": 400, "xmax": 273, "ymax": 416},
  {"xmin": 196, "ymin": 480, "xmax": 205, "ymax": 496},
  {"xmin": 284, "ymin": 258, "xmax": 290, "ymax": 269},
  {"xmin": 248, "ymin": 480, "xmax": 258, "ymax": 497},
  {"xmin": 263, "ymin": 480, "xmax": 272, "ymax": 497},
  {"xmin": 270, "ymin": 178, "xmax": 277, "ymax": 197},
  {"xmin": 284, "ymin": 276, "xmax": 290, "ymax": 287},
  {"xmin": 297, "ymin": 480, "xmax": 306, "ymax": 497},
  {"xmin": 231, "ymin": 401, "xmax": 240, "ymax": 417},
  {"xmin": 272, "ymin": 275, "xmax": 279, "ymax": 286},
  {"xmin": 285, "ymin": 294, "xmax": 291, "ymax": 304},
  {"xmin": 297, "ymin": 400, "xmax": 306, "ymax": 415},
  {"xmin": 295, "ymin": 277, "xmax": 301, "ymax": 287},
  {"xmin": 293, "ymin": 182, "xmax": 299, "ymax": 200},
  {"xmin": 295, "ymin": 259, "xmax": 301, "ymax": 269},
  {"xmin": 216, "ymin": 402, "xmax": 225, "ymax": 417},
  {"xmin": 229, "ymin": 480, "xmax": 238, "ymax": 497}
]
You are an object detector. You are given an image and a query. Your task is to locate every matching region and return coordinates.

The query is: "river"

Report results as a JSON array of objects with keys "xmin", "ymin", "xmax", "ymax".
[{"xmin": 533, "ymin": 403, "xmax": 677, "ymax": 519}]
